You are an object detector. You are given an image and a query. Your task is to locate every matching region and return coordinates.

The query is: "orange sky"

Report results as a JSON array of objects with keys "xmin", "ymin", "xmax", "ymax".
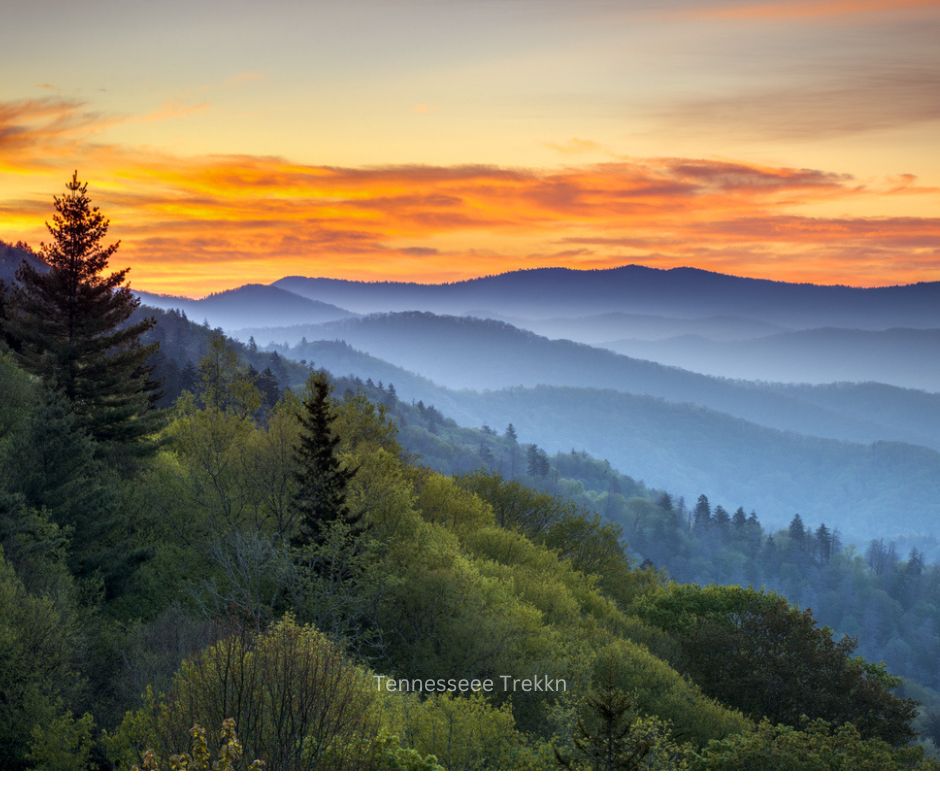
[{"xmin": 1, "ymin": 1, "xmax": 938, "ymax": 295}]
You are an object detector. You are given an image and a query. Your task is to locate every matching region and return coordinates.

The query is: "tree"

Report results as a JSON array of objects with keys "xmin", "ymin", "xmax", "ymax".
[
  {"xmin": 788, "ymin": 513, "xmax": 806, "ymax": 543},
  {"xmin": 108, "ymin": 616, "xmax": 383, "ymax": 770},
  {"xmin": 292, "ymin": 372, "xmax": 360, "ymax": 551},
  {"xmin": 815, "ymin": 524, "xmax": 833, "ymax": 563},
  {"xmin": 0, "ymin": 549, "xmax": 83, "ymax": 769},
  {"xmin": 693, "ymin": 495, "xmax": 710, "ymax": 529},
  {"xmin": 697, "ymin": 718, "xmax": 932, "ymax": 770},
  {"xmin": 634, "ymin": 585, "xmax": 919, "ymax": 745},
  {"xmin": 555, "ymin": 656, "xmax": 692, "ymax": 771},
  {"xmin": 197, "ymin": 332, "xmax": 261, "ymax": 417},
  {"xmin": 526, "ymin": 444, "xmax": 549, "ymax": 477},
  {"xmin": 504, "ymin": 423, "xmax": 518, "ymax": 478},
  {"xmin": 6, "ymin": 385, "xmax": 121, "ymax": 578},
  {"xmin": 5, "ymin": 173, "xmax": 160, "ymax": 448}
]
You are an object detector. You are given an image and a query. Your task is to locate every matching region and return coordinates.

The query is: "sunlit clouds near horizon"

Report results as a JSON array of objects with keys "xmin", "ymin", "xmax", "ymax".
[{"xmin": 1, "ymin": 0, "xmax": 939, "ymax": 295}]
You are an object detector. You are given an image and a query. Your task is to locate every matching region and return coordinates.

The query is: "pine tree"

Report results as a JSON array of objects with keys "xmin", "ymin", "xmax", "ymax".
[
  {"xmin": 292, "ymin": 372, "xmax": 360, "ymax": 551},
  {"xmin": 788, "ymin": 513, "xmax": 806, "ymax": 540},
  {"xmin": 556, "ymin": 681, "xmax": 664, "ymax": 771},
  {"xmin": 693, "ymin": 494, "xmax": 711, "ymax": 530},
  {"xmin": 815, "ymin": 523, "xmax": 833, "ymax": 564},
  {"xmin": 526, "ymin": 444, "xmax": 549, "ymax": 477},
  {"xmin": 6, "ymin": 173, "xmax": 160, "ymax": 448},
  {"xmin": 504, "ymin": 423, "xmax": 518, "ymax": 479}
]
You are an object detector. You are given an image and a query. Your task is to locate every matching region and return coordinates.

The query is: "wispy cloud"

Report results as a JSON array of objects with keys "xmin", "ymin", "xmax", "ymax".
[
  {"xmin": 660, "ymin": 65, "xmax": 940, "ymax": 140},
  {"xmin": 0, "ymin": 96, "xmax": 937, "ymax": 293},
  {"xmin": 679, "ymin": 0, "xmax": 940, "ymax": 22}
]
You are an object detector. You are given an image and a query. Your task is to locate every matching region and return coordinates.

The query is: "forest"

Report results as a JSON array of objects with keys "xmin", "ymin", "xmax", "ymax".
[{"xmin": 0, "ymin": 177, "xmax": 937, "ymax": 771}]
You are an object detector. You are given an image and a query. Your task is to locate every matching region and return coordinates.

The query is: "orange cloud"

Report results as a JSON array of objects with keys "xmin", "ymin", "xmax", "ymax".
[
  {"xmin": 685, "ymin": 0, "xmax": 940, "ymax": 22},
  {"xmin": 0, "ymin": 97, "xmax": 937, "ymax": 294}
]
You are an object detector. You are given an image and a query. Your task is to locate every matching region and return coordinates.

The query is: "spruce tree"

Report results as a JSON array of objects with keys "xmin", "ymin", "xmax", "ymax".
[
  {"xmin": 6, "ymin": 173, "xmax": 160, "ymax": 447},
  {"xmin": 693, "ymin": 494, "xmax": 711, "ymax": 529},
  {"xmin": 292, "ymin": 372, "xmax": 360, "ymax": 551}
]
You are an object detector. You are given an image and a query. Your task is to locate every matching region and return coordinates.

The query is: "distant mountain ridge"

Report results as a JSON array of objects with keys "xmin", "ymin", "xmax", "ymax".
[
  {"xmin": 239, "ymin": 311, "xmax": 940, "ymax": 452},
  {"xmin": 0, "ymin": 241, "xmax": 46, "ymax": 283},
  {"xmin": 137, "ymin": 283, "xmax": 354, "ymax": 331},
  {"xmin": 274, "ymin": 265, "xmax": 940, "ymax": 329},
  {"xmin": 273, "ymin": 337, "xmax": 940, "ymax": 542},
  {"xmin": 514, "ymin": 311, "xmax": 785, "ymax": 343},
  {"xmin": 601, "ymin": 327, "xmax": 940, "ymax": 392}
]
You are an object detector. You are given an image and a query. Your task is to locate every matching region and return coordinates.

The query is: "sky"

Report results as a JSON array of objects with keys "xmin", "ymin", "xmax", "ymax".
[{"xmin": 1, "ymin": 0, "xmax": 939, "ymax": 295}]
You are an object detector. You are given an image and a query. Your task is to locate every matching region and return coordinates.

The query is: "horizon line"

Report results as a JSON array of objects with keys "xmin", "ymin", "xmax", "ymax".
[{"xmin": 134, "ymin": 262, "xmax": 940, "ymax": 300}]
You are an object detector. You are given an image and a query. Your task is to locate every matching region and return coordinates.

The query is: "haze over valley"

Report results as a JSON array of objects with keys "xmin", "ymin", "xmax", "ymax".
[{"xmin": 114, "ymin": 253, "xmax": 940, "ymax": 552}]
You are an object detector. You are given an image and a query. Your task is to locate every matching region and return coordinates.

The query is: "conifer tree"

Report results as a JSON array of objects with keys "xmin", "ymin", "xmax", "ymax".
[
  {"xmin": 693, "ymin": 494, "xmax": 711, "ymax": 529},
  {"xmin": 504, "ymin": 423, "xmax": 518, "ymax": 479},
  {"xmin": 292, "ymin": 372, "xmax": 360, "ymax": 551},
  {"xmin": 6, "ymin": 173, "xmax": 160, "ymax": 447}
]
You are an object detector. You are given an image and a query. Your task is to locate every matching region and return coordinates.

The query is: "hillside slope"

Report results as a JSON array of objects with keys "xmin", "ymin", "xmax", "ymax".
[
  {"xmin": 602, "ymin": 328, "xmax": 940, "ymax": 392},
  {"xmin": 242, "ymin": 312, "xmax": 940, "ymax": 452},
  {"xmin": 138, "ymin": 283, "xmax": 353, "ymax": 331}
]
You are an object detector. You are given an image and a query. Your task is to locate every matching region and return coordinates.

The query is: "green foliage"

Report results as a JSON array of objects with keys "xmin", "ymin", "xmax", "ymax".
[
  {"xmin": 28, "ymin": 711, "xmax": 95, "ymax": 770},
  {"xmin": 108, "ymin": 615, "xmax": 383, "ymax": 770},
  {"xmin": 197, "ymin": 331, "xmax": 263, "ymax": 418},
  {"xmin": 3, "ymin": 173, "xmax": 161, "ymax": 449},
  {"xmin": 385, "ymin": 693, "xmax": 548, "ymax": 770},
  {"xmin": 697, "ymin": 718, "xmax": 935, "ymax": 770},
  {"xmin": 0, "ymin": 549, "xmax": 83, "ymax": 768},
  {"xmin": 2, "ymin": 304, "xmax": 934, "ymax": 771},
  {"xmin": 292, "ymin": 372, "xmax": 361, "ymax": 550},
  {"xmin": 138, "ymin": 718, "xmax": 263, "ymax": 771},
  {"xmin": 555, "ymin": 679, "xmax": 692, "ymax": 771},
  {"xmin": 459, "ymin": 471, "xmax": 658, "ymax": 608},
  {"xmin": 633, "ymin": 584, "xmax": 919, "ymax": 745}
]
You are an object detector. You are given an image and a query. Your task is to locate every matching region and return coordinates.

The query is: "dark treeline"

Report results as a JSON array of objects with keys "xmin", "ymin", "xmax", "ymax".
[{"xmin": 0, "ymin": 177, "xmax": 936, "ymax": 770}]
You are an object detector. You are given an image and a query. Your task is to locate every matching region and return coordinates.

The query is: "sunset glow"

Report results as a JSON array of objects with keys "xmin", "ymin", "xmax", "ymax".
[{"xmin": 2, "ymin": 0, "xmax": 938, "ymax": 295}]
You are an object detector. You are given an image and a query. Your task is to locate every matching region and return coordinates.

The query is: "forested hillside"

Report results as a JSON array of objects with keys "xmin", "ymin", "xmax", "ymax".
[
  {"xmin": 1, "ymin": 345, "xmax": 934, "ymax": 769},
  {"xmin": 251, "ymin": 336, "xmax": 940, "ymax": 544},
  {"xmin": 331, "ymin": 377, "xmax": 940, "ymax": 711},
  {"xmin": 1, "ymin": 187, "xmax": 937, "ymax": 771}
]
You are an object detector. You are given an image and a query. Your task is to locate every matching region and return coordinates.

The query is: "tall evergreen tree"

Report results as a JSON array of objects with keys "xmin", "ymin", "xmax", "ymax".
[
  {"xmin": 292, "ymin": 372, "xmax": 360, "ymax": 550},
  {"xmin": 5, "ymin": 173, "xmax": 160, "ymax": 448},
  {"xmin": 504, "ymin": 423, "xmax": 519, "ymax": 479},
  {"xmin": 693, "ymin": 494, "xmax": 711, "ymax": 530}
]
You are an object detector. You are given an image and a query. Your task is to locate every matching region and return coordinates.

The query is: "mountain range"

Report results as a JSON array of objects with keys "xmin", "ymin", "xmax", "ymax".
[
  {"xmin": 136, "ymin": 284, "xmax": 354, "ymax": 331},
  {"xmin": 268, "ymin": 337, "xmax": 940, "ymax": 543},
  {"xmin": 5, "ymin": 237, "xmax": 940, "ymax": 546},
  {"xmin": 600, "ymin": 328, "xmax": 940, "ymax": 392},
  {"xmin": 273, "ymin": 266, "xmax": 940, "ymax": 329},
  {"xmin": 238, "ymin": 312, "xmax": 940, "ymax": 452}
]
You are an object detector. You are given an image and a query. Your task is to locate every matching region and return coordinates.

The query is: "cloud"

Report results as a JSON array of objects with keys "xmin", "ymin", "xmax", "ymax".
[
  {"xmin": 0, "ymin": 95, "xmax": 938, "ymax": 292},
  {"xmin": 397, "ymin": 246, "xmax": 439, "ymax": 257},
  {"xmin": 679, "ymin": 0, "xmax": 940, "ymax": 23},
  {"xmin": 0, "ymin": 98, "xmax": 102, "ymax": 156},
  {"xmin": 660, "ymin": 66, "xmax": 940, "ymax": 140}
]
